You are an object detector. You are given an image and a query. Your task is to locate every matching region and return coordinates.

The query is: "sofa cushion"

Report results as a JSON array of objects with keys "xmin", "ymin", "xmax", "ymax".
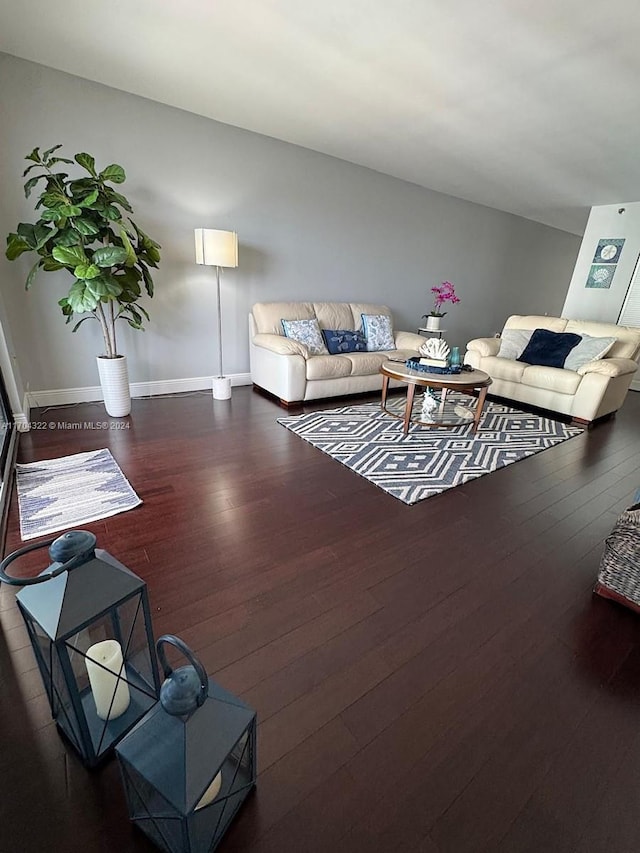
[
  {"xmin": 306, "ymin": 354, "xmax": 351, "ymax": 380},
  {"xmin": 564, "ymin": 334, "xmax": 616, "ymax": 372},
  {"xmin": 253, "ymin": 301, "xmax": 315, "ymax": 335},
  {"xmin": 480, "ymin": 356, "xmax": 527, "ymax": 383},
  {"xmin": 565, "ymin": 320, "xmax": 640, "ymax": 361},
  {"xmin": 518, "ymin": 329, "xmax": 581, "ymax": 368},
  {"xmin": 322, "ymin": 329, "xmax": 367, "ymax": 354},
  {"xmin": 344, "ymin": 352, "xmax": 387, "ymax": 376},
  {"xmin": 497, "ymin": 329, "xmax": 534, "ymax": 360},
  {"xmin": 350, "ymin": 303, "xmax": 393, "ymax": 330},
  {"xmin": 521, "ymin": 365, "xmax": 582, "ymax": 395},
  {"xmin": 504, "ymin": 315, "xmax": 568, "ymax": 333},
  {"xmin": 282, "ymin": 318, "xmax": 328, "ymax": 355},
  {"xmin": 362, "ymin": 314, "xmax": 395, "ymax": 351},
  {"xmin": 313, "ymin": 302, "xmax": 355, "ymax": 331}
]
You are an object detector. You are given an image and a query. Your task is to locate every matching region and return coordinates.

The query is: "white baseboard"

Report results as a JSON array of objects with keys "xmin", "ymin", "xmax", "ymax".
[{"xmin": 26, "ymin": 372, "xmax": 253, "ymax": 409}]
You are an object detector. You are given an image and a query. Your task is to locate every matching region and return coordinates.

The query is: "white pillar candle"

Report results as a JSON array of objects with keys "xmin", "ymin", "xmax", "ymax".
[
  {"xmin": 85, "ymin": 639, "xmax": 131, "ymax": 721},
  {"xmin": 195, "ymin": 771, "xmax": 222, "ymax": 811}
]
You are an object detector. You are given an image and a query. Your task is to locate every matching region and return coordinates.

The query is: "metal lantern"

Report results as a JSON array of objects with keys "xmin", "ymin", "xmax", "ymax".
[
  {"xmin": 116, "ymin": 635, "xmax": 257, "ymax": 853},
  {"xmin": 0, "ymin": 530, "xmax": 160, "ymax": 767}
]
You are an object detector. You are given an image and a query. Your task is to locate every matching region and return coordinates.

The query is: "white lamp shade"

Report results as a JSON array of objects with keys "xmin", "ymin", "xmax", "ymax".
[{"xmin": 194, "ymin": 229, "xmax": 238, "ymax": 267}]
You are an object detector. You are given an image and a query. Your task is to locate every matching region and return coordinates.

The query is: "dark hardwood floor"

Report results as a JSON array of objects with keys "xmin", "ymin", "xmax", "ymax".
[{"xmin": 1, "ymin": 387, "xmax": 640, "ymax": 853}]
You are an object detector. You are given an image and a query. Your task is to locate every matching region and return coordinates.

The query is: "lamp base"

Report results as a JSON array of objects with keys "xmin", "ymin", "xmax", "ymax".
[{"xmin": 212, "ymin": 377, "xmax": 232, "ymax": 400}]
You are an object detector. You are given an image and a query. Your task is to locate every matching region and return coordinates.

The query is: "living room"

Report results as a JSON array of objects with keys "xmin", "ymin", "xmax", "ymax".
[{"xmin": 1, "ymin": 3, "xmax": 640, "ymax": 852}]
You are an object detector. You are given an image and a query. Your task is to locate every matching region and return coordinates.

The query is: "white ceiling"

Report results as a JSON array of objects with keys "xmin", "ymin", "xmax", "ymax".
[{"xmin": 2, "ymin": 0, "xmax": 640, "ymax": 235}]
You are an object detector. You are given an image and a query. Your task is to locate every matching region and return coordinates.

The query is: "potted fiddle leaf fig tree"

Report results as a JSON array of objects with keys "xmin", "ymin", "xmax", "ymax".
[{"xmin": 5, "ymin": 144, "xmax": 161, "ymax": 417}]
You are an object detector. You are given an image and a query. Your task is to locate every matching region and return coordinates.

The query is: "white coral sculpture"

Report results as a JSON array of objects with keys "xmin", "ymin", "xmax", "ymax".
[
  {"xmin": 419, "ymin": 338, "xmax": 450, "ymax": 361},
  {"xmin": 421, "ymin": 391, "xmax": 438, "ymax": 417}
]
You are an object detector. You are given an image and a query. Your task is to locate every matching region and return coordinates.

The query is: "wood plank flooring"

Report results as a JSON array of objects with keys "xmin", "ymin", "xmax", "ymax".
[{"xmin": 1, "ymin": 387, "xmax": 639, "ymax": 853}]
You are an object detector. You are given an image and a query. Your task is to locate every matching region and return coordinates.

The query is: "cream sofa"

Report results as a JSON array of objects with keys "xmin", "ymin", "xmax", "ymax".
[
  {"xmin": 249, "ymin": 301, "xmax": 424, "ymax": 405},
  {"xmin": 465, "ymin": 315, "xmax": 640, "ymax": 424}
]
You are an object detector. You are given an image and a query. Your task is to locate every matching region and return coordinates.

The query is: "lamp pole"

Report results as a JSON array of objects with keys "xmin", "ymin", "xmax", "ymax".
[{"xmin": 216, "ymin": 264, "xmax": 223, "ymax": 378}]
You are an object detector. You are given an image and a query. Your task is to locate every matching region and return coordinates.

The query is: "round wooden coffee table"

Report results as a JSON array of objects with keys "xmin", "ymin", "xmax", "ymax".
[{"xmin": 380, "ymin": 360, "xmax": 492, "ymax": 435}]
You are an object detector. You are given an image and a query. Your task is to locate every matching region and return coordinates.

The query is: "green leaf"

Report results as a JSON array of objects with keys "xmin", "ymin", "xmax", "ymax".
[
  {"xmin": 40, "ymin": 209, "xmax": 64, "ymax": 222},
  {"xmin": 105, "ymin": 189, "xmax": 133, "ymax": 212},
  {"xmin": 42, "ymin": 257, "xmax": 64, "ymax": 271},
  {"xmin": 140, "ymin": 262, "xmax": 154, "ymax": 297},
  {"xmin": 74, "ymin": 263, "xmax": 101, "ymax": 280},
  {"xmin": 67, "ymin": 280, "xmax": 99, "ymax": 313},
  {"xmin": 52, "ymin": 245, "xmax": 88, "ymax": 267},
  {"xmin": 92, "ymin": 246, "xmax": 128, "ymax": 267},
  {"xmin": 73, "ymin": 217, "xmax": 101, "ymax": 236},
  {"xmin": 58, "ymin": 204, "xmax": 82, "ymax": 217},
  {"xmin": 23, "ymin": 174, "xmax": 47, "ymax": 197},
  {"xmin": 42, "ymin": 190, "xmax": 69, "ymax": 209},
  {"xmin": 118, "ymin": 227, "xmax": 137, "ymax": 267},
  {"xmin": 71, "ymin": 316, "xmax": 95, "ymax": 332},
  {"xmin": 75, "ymin": 152, "xmax": 96, "ymax": 176},
  {"xmin": 25, "ymin": 147, "xmax": 41, "ymax": 163},
  {"xmin": 42, "ymin": 144, "xmax": 63, "ymax": 159},
  {"xmin": 99, "ymin": 164, "xmax": 126, "ymax": 184},
  {"xmin": 17, "ymin": 223, "xmax": 53, "ymax": 249},
  {"xmin": 53, "ymin": 228, "xmax": 81, "ymax": 248},
  {"xmin": 76, "ymin": 189, "xmax": 99, "ymax": 208},
  {"xmin": 25, "ymin": 259, "xmax": 42, "ymax": 290},
  {"xmin": 48, "ymin": 157, "xmax": 75, "ymax": 166},
  {"xmin": 5, "ymin": 233, "xmax": 31, "ymax": 260}
]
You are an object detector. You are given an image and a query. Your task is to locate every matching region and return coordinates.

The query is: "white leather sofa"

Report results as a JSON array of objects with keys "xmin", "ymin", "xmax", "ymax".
[
  {"xmin": 465, "ymin": 315, "xmax": 640, "ymax": 424},
  {"xmin": 249, "ymin": 301, "xmax": 424, "ymax": 405}
]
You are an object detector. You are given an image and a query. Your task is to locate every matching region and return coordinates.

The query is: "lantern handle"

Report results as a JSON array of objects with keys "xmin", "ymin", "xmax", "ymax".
[
  {"xmin": 0, "ymin": 530, "xmax": 97, "ymax": 586},
  {"xmin": 156, "ymin": 635, "xmax": 208, "ymax": 708}
]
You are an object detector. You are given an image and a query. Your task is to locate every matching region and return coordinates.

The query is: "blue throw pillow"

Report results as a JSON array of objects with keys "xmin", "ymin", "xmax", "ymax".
[
  {"xmin": 322, "ymin": 329, "xmax": 367, "ymax": 354},
  {"xmin": 517, "ymin": 328, "xmax": 582, "ymax": 368}
]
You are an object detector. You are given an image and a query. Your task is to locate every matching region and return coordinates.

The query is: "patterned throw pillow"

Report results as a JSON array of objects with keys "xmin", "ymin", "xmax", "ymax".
[
  {"xmin": 322, "ymin": 329, "xmax": 368, "ymax": 354},
  {"xmin": 497, "ymin": 329, "xmax": 534, "ymax": 360},
  {"xmin": 281, "ymin": 318, "xmax": 328, "ymax": 355},
  {"xmin": 517, "ymin": 328, "xmax": 581, "ymax": 368},
  {"xmin": 564, "ymin": 334, "xmax": 615, "ymax": 372},
  {"xmin": 361, "ymin": 314, "xmax": 395, "ymax": 351}
]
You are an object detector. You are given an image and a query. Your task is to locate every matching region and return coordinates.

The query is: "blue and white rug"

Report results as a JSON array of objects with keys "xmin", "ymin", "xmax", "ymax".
[
  {"xmin": 278, "ymin": 398, "xmax": 582, "ymax": 505},
  {"xmin": 16, "ymin": 448, "xmax": 142, "ymax": 540}
]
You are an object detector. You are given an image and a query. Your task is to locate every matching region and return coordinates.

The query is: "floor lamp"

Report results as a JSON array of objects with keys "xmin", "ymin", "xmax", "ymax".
[{"xmin": 194, "ymin": 228, "xmax": 239, "ymax": 400}]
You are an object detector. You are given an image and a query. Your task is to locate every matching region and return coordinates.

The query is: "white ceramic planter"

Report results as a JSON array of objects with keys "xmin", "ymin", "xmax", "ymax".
[
  {"xmin": 96, "ymin": 355, "xmax": 131, "ymax": 417},
  {"xmin": 212, "ymin": 376, "xmax": 232, "ymax": 400},
  {"xmin": 425, "ymin": 315, "xmax": 442, "ymax": 332}
]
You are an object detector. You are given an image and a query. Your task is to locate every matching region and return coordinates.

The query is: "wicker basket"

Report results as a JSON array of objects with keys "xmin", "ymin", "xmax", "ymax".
[{"xmin": 594, "ymin": 504, "xmax": 640, "ymax": 612}]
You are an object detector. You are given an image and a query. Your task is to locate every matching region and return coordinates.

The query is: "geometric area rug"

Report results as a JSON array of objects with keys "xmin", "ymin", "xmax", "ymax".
[
  {"xmin": 278, "ymin": 397, "xmax": 583, "ymax": 505},
  {"xmin": 15, "ymin": 448, "xmax": 142, "ymax": 540}
]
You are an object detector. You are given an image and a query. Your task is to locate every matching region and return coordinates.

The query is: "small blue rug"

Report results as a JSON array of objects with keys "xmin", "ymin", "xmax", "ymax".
[
  {"xmin": 16, "ymin": 448, "xmax": 142, "ymax": 540},
  {"xmin": 278, "ymin": 398, "xmax": 582, "ymax": 505}
]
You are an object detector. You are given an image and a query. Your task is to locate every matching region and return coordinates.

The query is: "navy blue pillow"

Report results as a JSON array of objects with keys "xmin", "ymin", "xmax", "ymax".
[
  {"xmin": 517, "ymin": 328, "xmax": 582, "ymax": 368},
  {"xmin": 322, "ymin": 329, "xmax": 367, "ymax": 354}
]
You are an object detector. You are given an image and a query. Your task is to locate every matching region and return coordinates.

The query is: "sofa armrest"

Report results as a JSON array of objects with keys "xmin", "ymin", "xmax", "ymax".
[
  {"xmin": 252, "ymin": 332, "xmax": 309, "ymax": 358},
  {"xmin": 394, "ymin": 330, "xmax": 424, "ymax": 350},
  {"xmin": 466, "ymin": 337, "xmax": 500, "ymax": 358},
  {"xmin": 577, "ymin": 357, "xmax": 639, "ymax": 378}
]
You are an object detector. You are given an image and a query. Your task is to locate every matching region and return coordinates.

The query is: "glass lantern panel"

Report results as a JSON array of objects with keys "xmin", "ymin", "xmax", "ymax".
[
  {"xmin": 188, "ymin": 721, "xmax": 257, "ymax": 852},
  {"xmin": 114, "ymin": 594, "xmax": 156, "ymax": 692},
  {"xmin": 21, "ymin": 613, "xmax": 83, "ymax": 753},
  {"xmin": 62, "ymin": 595, "xmax": 156, "ymax": 757},
  {"xmin": 121, "ymin": 760, "xmax": 184, "ymax": 853}
]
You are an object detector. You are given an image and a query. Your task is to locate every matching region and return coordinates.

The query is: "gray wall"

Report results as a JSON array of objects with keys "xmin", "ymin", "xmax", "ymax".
[{"xmin": 0, "ymin": 53, "xmax": 580, "ymax": 399}]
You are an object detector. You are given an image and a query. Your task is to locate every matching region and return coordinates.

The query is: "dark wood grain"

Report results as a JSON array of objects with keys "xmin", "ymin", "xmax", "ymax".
[{"xmin": 1, "ymin": 387, "xmax": 639, "ymax": 853}]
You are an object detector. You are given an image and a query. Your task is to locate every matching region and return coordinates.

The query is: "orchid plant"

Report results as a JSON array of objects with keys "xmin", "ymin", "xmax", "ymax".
[{"xmin": 423, "ymin": 281, "xmax": 460, "ymax": 319}]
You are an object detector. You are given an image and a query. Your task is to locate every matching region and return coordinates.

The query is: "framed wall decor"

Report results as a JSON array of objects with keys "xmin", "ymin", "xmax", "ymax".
[{"xmin": 586, "ymin": 238, "xmax": 625, "ymax": 289}]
